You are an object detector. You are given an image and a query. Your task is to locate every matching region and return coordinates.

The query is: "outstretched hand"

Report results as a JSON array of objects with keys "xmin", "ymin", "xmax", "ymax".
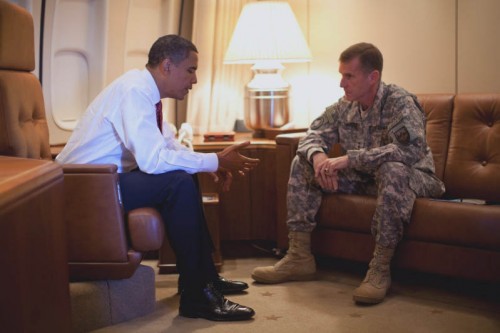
[
  {"xmin": 209, "ymin": 170, "xmax": 233, "ymax": 192},
  {"xmin": 216, "ymin": 141, "xmax": 260, "ymax": 176}
]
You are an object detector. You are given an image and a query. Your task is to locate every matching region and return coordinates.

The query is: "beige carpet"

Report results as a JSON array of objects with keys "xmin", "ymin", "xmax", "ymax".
[{"xmin": 92, "ymin": 257, "xmax": 500, "ymax": 333}]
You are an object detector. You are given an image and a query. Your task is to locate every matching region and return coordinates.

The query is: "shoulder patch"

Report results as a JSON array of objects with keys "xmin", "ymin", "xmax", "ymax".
[
  {"xmin": 310, "ymin": 104, "xmax": 336, "ymax": 130},
  {"xmin": 310, "ymin": 115, "xmax": 326, "ymax": 130},
  {"xmin": 393, "ymin": 125, "xmax": 411, "ymax": 145}
]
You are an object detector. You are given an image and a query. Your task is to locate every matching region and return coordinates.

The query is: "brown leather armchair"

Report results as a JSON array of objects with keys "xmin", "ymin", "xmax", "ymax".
[{"xmin": 0, "ymin": 0, "xmax": 164, "ymax": 281}]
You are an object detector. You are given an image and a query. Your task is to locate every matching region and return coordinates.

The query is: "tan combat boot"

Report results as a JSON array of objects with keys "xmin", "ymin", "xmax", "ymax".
[
  {"xmin": 352, "ymin": 244, "xmax": 395, "ymax": 304},
  {"xmin": 251, "ymin": 231, "xmax": 316, "ymax": 284}
]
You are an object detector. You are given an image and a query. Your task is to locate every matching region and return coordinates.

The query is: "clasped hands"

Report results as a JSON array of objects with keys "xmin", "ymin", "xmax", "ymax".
[
  {"xmin": 313, "ymin": 152, "xmax": 348, "ymax": 191},
  {"xmin": 212, "ymin": 141, "xmax": 260, "ymax": 192}
]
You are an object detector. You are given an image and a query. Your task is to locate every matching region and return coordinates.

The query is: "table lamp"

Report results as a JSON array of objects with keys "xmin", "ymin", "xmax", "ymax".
[{"xmin": 224, "ymin": 1, "xmax": 312, "ymax": 137}]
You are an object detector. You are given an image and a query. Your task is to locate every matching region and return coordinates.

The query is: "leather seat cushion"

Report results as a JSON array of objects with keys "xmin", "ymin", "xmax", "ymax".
[{"xmin": 317, "ymin": 194, "xmax": 500, "ymax": 251}]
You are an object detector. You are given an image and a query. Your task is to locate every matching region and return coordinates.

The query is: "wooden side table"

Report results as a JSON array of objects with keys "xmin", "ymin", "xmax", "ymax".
[
  {"xmin": 192, "ymin": 133, "xmax": 278, "ymax": 242},
  {"xmin": 157, "ymin": 133, "xmax": 280, "ymax": 271}
]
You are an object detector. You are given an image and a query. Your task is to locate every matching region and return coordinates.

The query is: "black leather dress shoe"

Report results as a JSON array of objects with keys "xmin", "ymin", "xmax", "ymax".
[
  {"xmin": 178, "ymin": 275, "xmax": 249, "ymax": 294},
  {"xmin": 179, "ymin": 284, "xmax": 255, "ymax": 321},
  {"xmin": 212, "ymin": 276, "xmax": 249, "ymax": 294}
]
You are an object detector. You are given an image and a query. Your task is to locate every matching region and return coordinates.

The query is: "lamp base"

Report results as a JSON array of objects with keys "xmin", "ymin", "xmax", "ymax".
[
  {"xmin": 245, "ymin": 88, "xmax": 289, "ymax": 130},
  {"xmin": 244, "ymin": 61, "xmax": 290, "ymax": 130}
]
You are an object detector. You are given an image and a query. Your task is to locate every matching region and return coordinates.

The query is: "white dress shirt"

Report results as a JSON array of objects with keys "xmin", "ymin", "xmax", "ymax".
[{"xmin": 56, "ymin": 69, "xmax": 218, "ymax": 174}]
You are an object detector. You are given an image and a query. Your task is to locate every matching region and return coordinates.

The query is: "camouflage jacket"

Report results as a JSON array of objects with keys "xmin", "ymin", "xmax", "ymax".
[{"xmin": 297, "ymin": 82, "xmax": 436, "ymax": 174}]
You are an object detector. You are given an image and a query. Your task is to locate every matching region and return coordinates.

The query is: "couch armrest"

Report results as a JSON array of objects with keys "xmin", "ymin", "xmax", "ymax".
[
  {"xmin": 61, "ymin": 163, "xmax": 146, "ymax": 281},
  {"xmin": 63, "ymin": 163, "xmax": 167, "ymax": 280},
  {"xmin": 275, "ymin": 132, "xmax": 305, "ymax": 145},
  {"xmin": 128, "ymin": 207, "xmax": 165, "ymax": 252}
]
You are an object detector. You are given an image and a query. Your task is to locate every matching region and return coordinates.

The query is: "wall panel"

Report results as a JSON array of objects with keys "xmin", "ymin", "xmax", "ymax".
[
  {"xmin": 457, "ymin": 0, "xmax": 500, "ymax": 93},
  {"xmin": 32, "ymin": 0, "xmax": 181, "ymax": 145},
  {"xmin": 42, "ymin": 0, "xmax": 107, "ymax": 144},
  {"xmin": 303, "ymin": 0, "xmax": 456, "ymax": 126}
]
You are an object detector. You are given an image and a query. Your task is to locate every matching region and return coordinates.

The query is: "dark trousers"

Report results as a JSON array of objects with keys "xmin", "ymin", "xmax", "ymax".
[{"xmin": 118, "ymin": 170, "xmax": 218, "ymax": 291}]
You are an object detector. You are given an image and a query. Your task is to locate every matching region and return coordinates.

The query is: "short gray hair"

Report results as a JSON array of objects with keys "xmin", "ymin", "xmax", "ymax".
[{"xmin": 339, "ymin": 42, "xmax": 383, "ymax": 74}]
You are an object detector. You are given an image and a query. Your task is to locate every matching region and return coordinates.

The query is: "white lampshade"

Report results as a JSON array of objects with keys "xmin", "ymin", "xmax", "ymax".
[{"xmin": 224, "ymin": 1, "xmax": 312, "ymax": 64}]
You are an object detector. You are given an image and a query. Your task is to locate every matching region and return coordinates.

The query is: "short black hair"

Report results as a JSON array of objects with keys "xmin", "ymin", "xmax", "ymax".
[
  {"xmin": 147, "ymin": 35, "xmax": 198, "ymax": 67},
  {"xmin": 339, "ymin": 42, "xmax": 383, "ymax": 74}
]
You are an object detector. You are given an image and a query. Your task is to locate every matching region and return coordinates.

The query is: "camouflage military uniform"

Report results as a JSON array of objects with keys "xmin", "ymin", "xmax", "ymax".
[{"xmin": 287, "ymin": 82, "xmax": 445, "ymax": 248}]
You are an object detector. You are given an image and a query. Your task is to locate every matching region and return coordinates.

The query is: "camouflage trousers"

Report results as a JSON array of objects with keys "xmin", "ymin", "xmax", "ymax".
[{"xmin": 287, "ymin": 155, "xmax": 445, "ymax": 248}]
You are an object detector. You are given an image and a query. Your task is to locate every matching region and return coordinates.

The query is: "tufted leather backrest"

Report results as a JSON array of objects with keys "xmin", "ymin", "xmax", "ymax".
[
  {"xmin": 416, "ymin": 94, "xmax": 454, "ymax": 181},
  {"xmin": 444, "ymin": 94, "xmax": 500, "ymax": 201},
  {"xmin": 0, "ymin": 1, "xmax": 51, "ymax": 160}
]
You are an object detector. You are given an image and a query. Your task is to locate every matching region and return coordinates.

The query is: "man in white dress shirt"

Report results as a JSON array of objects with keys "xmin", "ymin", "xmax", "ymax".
[{"xmin": 57, "ymin": 35, "xmax": 259, "ymax": 321}]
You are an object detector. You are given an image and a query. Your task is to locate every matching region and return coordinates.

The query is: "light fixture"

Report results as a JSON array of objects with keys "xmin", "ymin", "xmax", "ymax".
[{"xmin": 224, "ymin": 1, "xmax": 312, "ymax": 137}]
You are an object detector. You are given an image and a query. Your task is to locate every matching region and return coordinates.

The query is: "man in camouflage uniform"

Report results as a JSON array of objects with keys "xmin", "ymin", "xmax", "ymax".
[{"xmin": 252, "ymin": 42, "xmax": 445, "ymax": 304}]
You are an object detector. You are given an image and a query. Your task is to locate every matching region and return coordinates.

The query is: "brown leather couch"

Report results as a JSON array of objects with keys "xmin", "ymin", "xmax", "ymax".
[{"xmin": 276, "ymin": 93, "xmax": 500, "ymax": 283}]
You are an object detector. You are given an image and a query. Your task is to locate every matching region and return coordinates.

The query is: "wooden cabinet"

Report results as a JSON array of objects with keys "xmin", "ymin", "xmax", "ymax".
[
  {"xmin": 0, "ymin": 156, "xmax": 71, "ymax": 333},
  {"xmin": 193, "ymin": 134, "xmax": 277, "ymax": 242}
]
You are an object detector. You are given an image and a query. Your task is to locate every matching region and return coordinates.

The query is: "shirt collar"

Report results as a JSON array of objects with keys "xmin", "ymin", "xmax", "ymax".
[{"xmin": 142, "ymin": 68, "xmax": 161, "ymax": 105}]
